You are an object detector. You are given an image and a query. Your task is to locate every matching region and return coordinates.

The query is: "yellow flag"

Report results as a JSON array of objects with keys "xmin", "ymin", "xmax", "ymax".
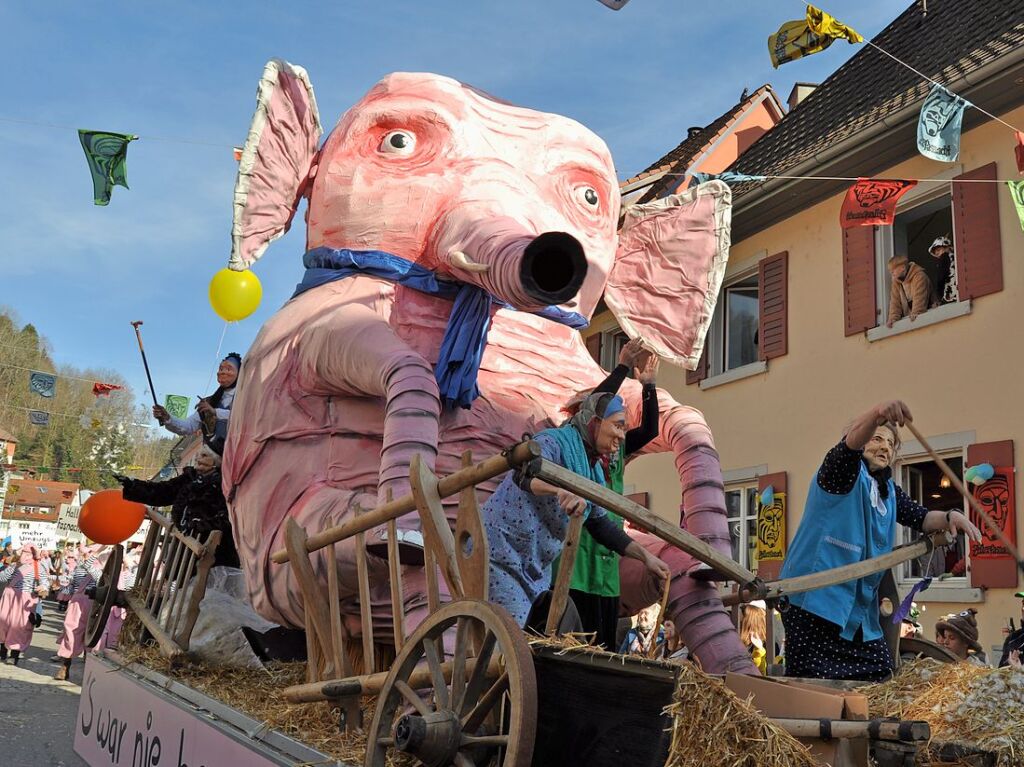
[{"xmin": 769, "ymin": 4, "xmax": 864, "ymax": 69}]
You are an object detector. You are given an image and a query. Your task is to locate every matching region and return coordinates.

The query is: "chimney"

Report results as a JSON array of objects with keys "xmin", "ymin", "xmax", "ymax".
[
  {"xmin": 687, "ymin": 126, "xmax": 703, "ymax": 140},
  {"xmin": 787, "ymin": 82, "xmax": 818, "ymax": 111}
]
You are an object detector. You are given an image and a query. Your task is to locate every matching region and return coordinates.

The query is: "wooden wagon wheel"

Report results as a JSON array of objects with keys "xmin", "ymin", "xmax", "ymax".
[
  {"xmin": 899, "ymin": 636, "xmax": 959, "ymax": 664},
  {"xmin": 84, "ymin": 544, "xmax": 123, "ymax": 649},
  {"xmin": 365, "ymin": 599, "xmax": 537, "ymax": 767}
]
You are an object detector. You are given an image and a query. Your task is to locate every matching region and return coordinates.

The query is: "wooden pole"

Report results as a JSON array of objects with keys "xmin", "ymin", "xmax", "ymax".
[
  {"xmin": 545, "ymin": 514, "xmax": 584, "ymax": 636},
  {"xmin": 270, "ymin": 441, "xmax": 541, "ymax": 564},
  {"xmin": 385, "ymin": 489, "xmax": 406, "ymax": 651},
  {"xmin": 771, "ymin": 717, "xmax": 930, "ymax": 742},
  {"xmin": 532, "ymin": 459, "xmax": 760, "ymax": 587},
  {"xmin": 904, "ymin": 421, "xmax": 1024, "ymax": 573},
  {"xmin": 647, "ymin": 575, "xmax": 672, "ymax": 660}
]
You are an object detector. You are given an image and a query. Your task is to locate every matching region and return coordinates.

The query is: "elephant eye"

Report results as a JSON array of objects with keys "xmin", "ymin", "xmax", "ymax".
[
  {"xmin": 577, "ymin": 186, "xmax": 600, "ymax": 208},
  {"xmin": 380, "ymin": 130, "xmax": 416, "ymax": 155}
]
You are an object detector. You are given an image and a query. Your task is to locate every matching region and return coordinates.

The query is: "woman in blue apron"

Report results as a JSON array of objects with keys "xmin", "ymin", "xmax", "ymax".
[
  {"xmin": 780, "ymin": 400, "xmax": 980, "ymax": 681},
  {"xmin": 483, "ymin": 391, "xmax": 671, "ymax": 627}
]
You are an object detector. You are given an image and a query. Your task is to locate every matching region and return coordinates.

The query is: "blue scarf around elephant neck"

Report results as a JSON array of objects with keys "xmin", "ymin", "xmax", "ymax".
[{"xmin": 293, "ymin": 247, "xmax": 588, "ymax": 410}]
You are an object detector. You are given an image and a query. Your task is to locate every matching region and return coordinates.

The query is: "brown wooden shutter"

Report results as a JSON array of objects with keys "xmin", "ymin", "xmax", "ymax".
[
  {"xmin": 756, "ymin": 472, "xmax": 787, "ymax": 580},
  {"xmin": 758, "ymin": 251, "xmax": 788, "ymax": 360},
  {"xmin": 953, "ymin": 162, "xmax": 1003, "ymax": 300},
  {"xmin": 584, "ymin": 332, "xmax": 602, "ymax": 365},
  {"xmin": 625, "ymin": 491, "xmax": 650, "ymax": 509},
  {"xmin": 966, "ymin": 440, "xmax": 1017, "ymax": 589},
  {"xmin": 842, "ymin": 226, "xmax": 877, "ymax": 336},
  {"xmin": 685, "ymin": 347, "xmax": 708, "ymax": 385}
]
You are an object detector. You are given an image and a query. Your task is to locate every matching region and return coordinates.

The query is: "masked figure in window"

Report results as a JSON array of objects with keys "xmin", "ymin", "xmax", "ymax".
[
  {"xmin": 928, "ymin": 236, "xmax": 959, "ymax": 305},
  {"xmin": 555, "ymin": 338, "xmax": 660, "ymax": 649},
  {"xmin": 482, "ymin": 391, "xmax": 671, "ymax": 628},
  {"xmin": 780, "ymin": 400, "xmax": 981, "ymax": 681},
  {"xmin": 886, "ymin": 255, "xmax": 938, "ymax": 328}
]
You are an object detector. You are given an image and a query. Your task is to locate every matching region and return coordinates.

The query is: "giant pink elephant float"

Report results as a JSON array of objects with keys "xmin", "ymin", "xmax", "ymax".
[{"xmin": 223, "ymin": 60, "xmax": 755, "ymax": 674}]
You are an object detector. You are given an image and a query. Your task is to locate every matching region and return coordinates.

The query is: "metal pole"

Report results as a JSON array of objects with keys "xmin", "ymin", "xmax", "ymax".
[{"xmin": 130, "ymin": 321, "xmax": 159, "ymax": 408}]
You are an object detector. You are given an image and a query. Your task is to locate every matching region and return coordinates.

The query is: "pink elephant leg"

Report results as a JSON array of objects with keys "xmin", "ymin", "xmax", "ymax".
[
  {"xmin": 297, "ymin": 306, "xmax": 441, "ymax": 526},
  {"xmin": 619, "ymin": 532, "xmax": 758, "ymax": 675}
]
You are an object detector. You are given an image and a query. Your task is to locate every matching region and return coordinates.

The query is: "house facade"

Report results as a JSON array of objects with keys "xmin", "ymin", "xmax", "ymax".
[
  {"xmin": 596, "ymin": 1, "xmax": 1024, "ymax": 659},
  {"xmin": 0, "ymin": 478, "xmax": 81, "ymax": 548}
]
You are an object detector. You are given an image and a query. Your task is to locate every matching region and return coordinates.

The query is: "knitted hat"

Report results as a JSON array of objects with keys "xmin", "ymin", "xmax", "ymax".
[{"xmin": 936, "ymin": 609, "xmax": 982, "ymax": 653}]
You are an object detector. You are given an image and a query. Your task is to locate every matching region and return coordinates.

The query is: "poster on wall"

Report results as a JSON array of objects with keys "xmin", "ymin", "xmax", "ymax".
[
  {"xmin": 757, "ymin": 491, "xmax": 787, "ymax": 563},
  {"xmin": 969, "ymin": 467, "xmax": 1016, "ymax": 560}
]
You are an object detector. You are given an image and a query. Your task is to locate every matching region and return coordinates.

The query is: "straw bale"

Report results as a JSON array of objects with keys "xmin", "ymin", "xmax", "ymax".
[
  {"xmin": 862, "ymin": 658, "xmax": 1024, "ymax": 766},
  {"xmin": 664, "ymin": 663, "xmax": 817, "ymax": 767}
]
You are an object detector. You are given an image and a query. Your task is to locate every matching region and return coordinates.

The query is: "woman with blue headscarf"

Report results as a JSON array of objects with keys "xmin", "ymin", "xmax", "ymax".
[{"xmin": 483, "ymin": 391, "xmax": 671, "ymax": 627}]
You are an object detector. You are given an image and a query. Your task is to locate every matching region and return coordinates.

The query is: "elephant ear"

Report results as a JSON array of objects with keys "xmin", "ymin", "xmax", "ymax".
[
  {"xmin": 229, "ymin": 59, "xmax": 323, "ymax": 271},
  {"xmin": 605, "ymin": 180, "xmax": 731, "ymax": 370}
]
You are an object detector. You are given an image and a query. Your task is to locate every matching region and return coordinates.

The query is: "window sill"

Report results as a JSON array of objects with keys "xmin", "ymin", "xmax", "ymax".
[
  {"xmin": 897, "ymin": 584, "xmax": 984, "ymax": 603},
  {"xmin": 866, "ymin": 300, "xmax": 971, "ymax": 342},
  {"xmin": 699, "ymin": 360, "xmax": 767, "ymax": 390}
]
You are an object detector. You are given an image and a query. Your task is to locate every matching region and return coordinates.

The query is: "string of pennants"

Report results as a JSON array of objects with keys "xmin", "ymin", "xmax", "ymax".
[
  {"xmin": 1, "ymin": 362, "xmax": 125, "ymax": 428},
  {"xmin": 757, "ymin": 3, "xmax": 1024, "ymax": 231}
]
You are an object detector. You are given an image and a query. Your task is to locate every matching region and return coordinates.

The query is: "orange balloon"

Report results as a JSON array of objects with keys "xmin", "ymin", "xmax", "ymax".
[{"xmin": 78, "ymin": 489, "xmax": 146, "ymax": 545}]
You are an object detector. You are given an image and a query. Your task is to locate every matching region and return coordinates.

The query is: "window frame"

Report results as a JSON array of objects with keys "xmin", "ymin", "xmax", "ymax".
[
  {"xmin": 724, "ymin": 481, "xmax": 761, "ymax": 573},
  {"xmin": 706, "ymin": 265, "xmax": 761, "ymax": 378}
]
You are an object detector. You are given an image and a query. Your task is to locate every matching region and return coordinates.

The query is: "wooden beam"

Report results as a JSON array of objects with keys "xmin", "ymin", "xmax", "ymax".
[
  {"xmin": 124, "ymin": 594, "xmax": 184, "ymax": 660},
  {"xmin": 410, "ymin": 453, "xmax": 465, "ymax": 600},
  {"xmin": 270, "ymin": 441, "xmax": 541, "ymax": 564},
  {"xmin": 532, "ymin": 459, "xmax": 759, "ymax": 586},
  {"xmin": 771, "ymin": 718, "xmax": 930, "ymax": 742},
  {"xmin": 545, "ymin": 514, "xmax": 583, "ymax": 636}
]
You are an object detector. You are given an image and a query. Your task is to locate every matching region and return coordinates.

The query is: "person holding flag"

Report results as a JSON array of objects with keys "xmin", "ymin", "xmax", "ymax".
[{"xmin": 152, "ymin": 353, "xmax": 242, "ymax": 445}]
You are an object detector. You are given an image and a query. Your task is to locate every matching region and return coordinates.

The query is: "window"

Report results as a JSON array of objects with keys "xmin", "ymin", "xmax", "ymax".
[
  {"xmin": 896, "ymin": 453, "xmax": 969, "ymax": 583},
  {"xmin": 875, "ymin": 189, "xmax": 960, "ymax": 327},
  {"xmin": 705, "ymin": 272, "xmax": 759, "ymax": 376},
  {"xmin": 584, "ymin": 324, "xmax": 630, "ymax": 373},
  {"xmin": 725, "ymin": 484, "xmax": 760, "ymax": 572}
]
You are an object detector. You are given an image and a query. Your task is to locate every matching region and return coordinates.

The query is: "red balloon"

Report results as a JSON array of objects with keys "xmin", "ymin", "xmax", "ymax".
[{"xmin": 78, "ymin": 489, "xmax": 146, "ymax": 545}]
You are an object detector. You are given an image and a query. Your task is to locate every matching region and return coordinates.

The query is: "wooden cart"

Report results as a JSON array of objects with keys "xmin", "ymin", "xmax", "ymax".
[{"xmin": 258, "ymin": 440, "xmax": 950, "ymax": 767}]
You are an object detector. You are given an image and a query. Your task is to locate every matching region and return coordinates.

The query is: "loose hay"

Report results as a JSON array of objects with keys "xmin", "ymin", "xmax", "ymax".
[
  {"xmin": 664, "ymin": 663, "xmax": 817, "ymax": 767},
  {"xmin": 113, "ymin": 620, "xmax": 413, "ymax": 767},
  {"xmin": 862, "ymin": 658, "xmax": 1024, "ymax": 766}
]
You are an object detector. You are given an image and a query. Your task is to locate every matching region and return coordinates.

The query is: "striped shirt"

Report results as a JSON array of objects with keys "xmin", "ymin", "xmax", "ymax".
[
  {"xmin": 0, "ymin": 561, "xmax": 44, "ymax": 594},
  {"xmin": 69, "ymin": 555, "xmax": 104, "ymax": 596}
]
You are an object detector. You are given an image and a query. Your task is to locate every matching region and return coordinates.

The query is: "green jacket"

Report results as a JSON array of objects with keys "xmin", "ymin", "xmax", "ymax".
[{"xmin": 555, "ymin": 445, "xmax": 625, "ymax": 597}]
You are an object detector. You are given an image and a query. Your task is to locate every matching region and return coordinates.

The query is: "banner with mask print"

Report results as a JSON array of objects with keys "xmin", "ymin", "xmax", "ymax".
[
  {"xmin": 165, "ymin": 394, "xmax": 190, "ymax": 420},
  {"xmin": 917, "ymin": 84, "xmax": 970, "ymax": 162},
  {"xmin": 840, "ymin": 179, "xmax": 917, "ymax": 228},
  {"xmin": 29, "ymin": 371, "xmax": 57, "ymax": 398},
  {"xmin": 969, "ymin": 468, "xmax": 1016, "ymax": 560}
]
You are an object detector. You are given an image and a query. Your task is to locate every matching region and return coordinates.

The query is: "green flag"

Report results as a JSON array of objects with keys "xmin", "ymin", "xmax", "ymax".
[
  {"xmin": 165, "ymin": 394, "xmax": 190, "ymax": 420},
  {"xmin": 78, "ymin": 130, "xmax": 137, "ymax": 206},
  {"xmin": 1009, "ymin": 181, "xmax": 1024, "ymax": 232}
]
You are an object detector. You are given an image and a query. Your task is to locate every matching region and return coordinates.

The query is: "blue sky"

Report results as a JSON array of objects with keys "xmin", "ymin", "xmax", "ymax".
[{"xmin": 0, "ymin": 1, "xmax": 903, "ymax": 428}]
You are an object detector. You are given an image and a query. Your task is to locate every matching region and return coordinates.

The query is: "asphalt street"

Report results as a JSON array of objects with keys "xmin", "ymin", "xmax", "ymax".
[{"xmin": 0, "ymin": 600, "xmax": 90, "ymax": 767}]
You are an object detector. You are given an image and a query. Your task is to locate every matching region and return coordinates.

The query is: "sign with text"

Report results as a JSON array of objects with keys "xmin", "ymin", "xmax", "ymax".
[
  {"xmin": 74, "ymin": 655, "xmax": 282, "ymax": 767},
  {"xmin": 756, "ymin": 492, "xmax": 787, "ymax": 563},
  {"xmin": 56, "ymin": 504, "xmax": 86, "ymax": 543}
]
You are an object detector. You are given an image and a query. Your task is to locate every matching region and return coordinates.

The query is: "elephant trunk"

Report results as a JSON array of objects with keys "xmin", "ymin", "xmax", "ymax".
[{"xmin": 434, "ymin": 215, "xmax": 588, "ymax": 310}]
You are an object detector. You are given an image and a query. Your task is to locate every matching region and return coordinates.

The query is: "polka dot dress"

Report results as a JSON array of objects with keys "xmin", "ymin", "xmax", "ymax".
[{"xmin": 783, "ymin": 605, "xmax": 894, "ymax": 681}]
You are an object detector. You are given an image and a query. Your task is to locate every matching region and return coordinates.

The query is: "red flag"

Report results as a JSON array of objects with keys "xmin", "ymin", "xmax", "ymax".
[
  {"xmin": 92, "ymin": 382, "xmax": 124, "ymax": 397},
  {"xmin": 839, "ymin": 179, "xmax": 917, "ymax": 229},
  {"xmin": 233, "ymin": 146, "xmax": 244, "ymax": 161},
  {"xmin": 1015, "ymin": 132, "xmax": 1024, "ymax": 174}
]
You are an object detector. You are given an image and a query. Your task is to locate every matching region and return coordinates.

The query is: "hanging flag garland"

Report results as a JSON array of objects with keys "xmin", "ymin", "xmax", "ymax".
[
  {"xmin": 164, "ymin": 394, "xmax": 190, "ymax": 420},
  {"xmin": 28, "ymin": 410, "xmax": 50, "ymax": 426},
  {"xmin": 92, "ymin": 381, "xmax": 124, "ymax": 397},
  {"xmin": 917, "ymin": 84, "xmax": 970, "ymax": 163},
  {"xmin": 1007, "ymin": 181, "xmax": 1024, "ymax": 232},
  {"xmin": 768, "ymin": 4, "xmax": 863, "ymax": 69},
  {"xmin": 77, "ymin": 130, "xmax": 137, "ymax": 206},
  {"xmin": 689, "ymin": 171, "xmax": 768, "ymax": 187},
  {"xmin": 29, "ymin": 371, "xmax": 57, "ymax": 398},
  {"xmin": 839, "ymin": 179, "xmax": 917, "ymax": 228}
]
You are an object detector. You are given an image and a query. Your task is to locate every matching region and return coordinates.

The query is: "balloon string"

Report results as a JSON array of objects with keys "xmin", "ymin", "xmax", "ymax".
[{"xmin": 203, "ymin": 321, "xmax": 230, "ymax": 394}]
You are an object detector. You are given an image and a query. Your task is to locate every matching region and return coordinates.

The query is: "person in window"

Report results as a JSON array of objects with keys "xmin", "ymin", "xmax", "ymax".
[
  {"xmin": 483, "ymin": 391, "xmax": 670, "ymax": 627},
  {"xmin": 936, "ymin": 609, "xmax": 987, "ymax": 666},
  {"xmin": 114, "ymin": 444, "xmax": 240, "ymax": 569},
  {"xmin": 779, "ymin": 400, "xmax": 981, "ymax": 681},
  {"xmin": 152, "ymin": 353, "xmax": 241, "ymax": 442},
  {"xmin": 928, "ymin": 236, "xmax": 959, "ymax": 304},
  {"xmin": 556, "ymin": 338, "xmax": 660, "ymax": 649},
  {"xmin": 886, "ymin": 255, "xmax": 937, "ymax": 327}
]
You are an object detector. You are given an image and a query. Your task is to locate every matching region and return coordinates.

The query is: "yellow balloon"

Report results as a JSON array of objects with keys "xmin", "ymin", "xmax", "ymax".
[{"xmin": 209, "ymin": 268, "xmax": 262, "ymax": 321}]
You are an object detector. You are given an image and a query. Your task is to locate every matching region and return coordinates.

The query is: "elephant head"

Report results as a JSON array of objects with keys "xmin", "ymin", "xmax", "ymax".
[{"xmin": 228, "ymin": 60, "xmax": 729, "ymax": 370}]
